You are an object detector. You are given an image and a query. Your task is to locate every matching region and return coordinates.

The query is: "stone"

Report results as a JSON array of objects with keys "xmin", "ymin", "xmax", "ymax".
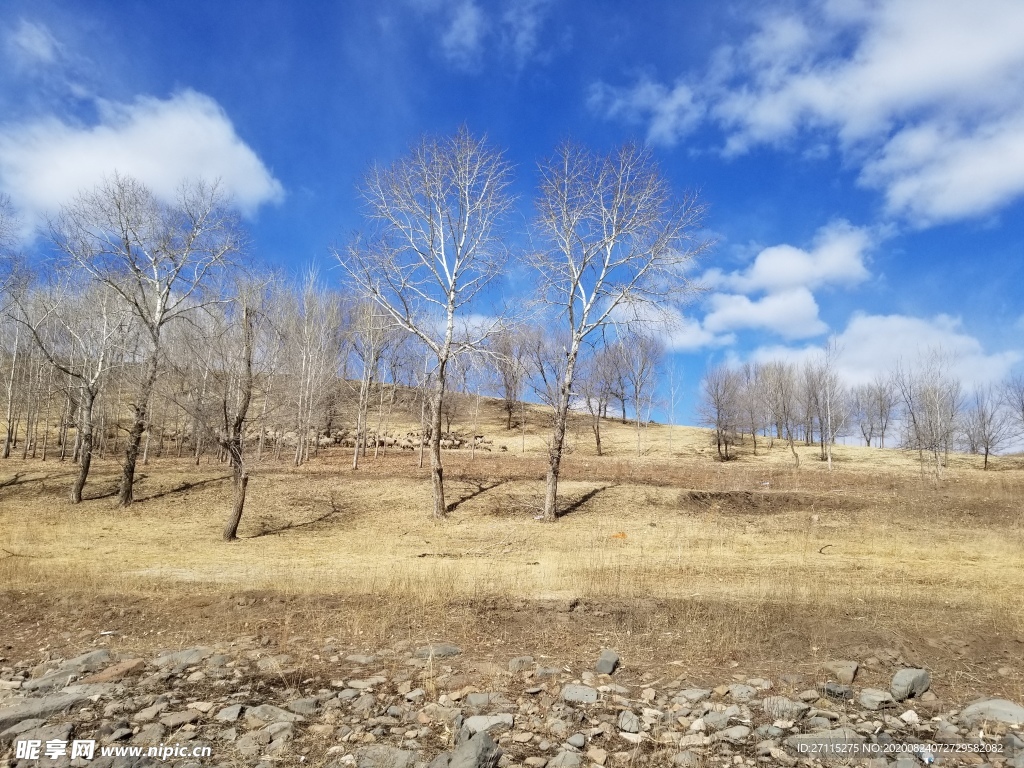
[
  {"xmin": 560, "ymin": 684, "xmax": 598, "ymax": 704},
  {"xmin": 464, "ymin": 714, "xmax": 514, "ymax": 734},
  {"xmin": 449, "ymin": 730, "xmax": 502, "ymax": 768},
  {"xmin": 415, "ymin": 644, "xmax": 462, "ymax": 659},
  {"xmin": 132, "ymin": 722, "xmax": 166, "ymax": 746},
  {"xmin": 761, "ymin": 696, "xmax": 810, "ymax": 720},
  {"xmin": 617, "ymin": 710, "xmax": 640, "ymax": 733},
  {"xmin": 890, "ymin": 668, "xmax": 931, "ymax": 701},
  {"xmin": 286, "ymin": 697, "xmax": 320, "ymax": 715},
  {"xmin": 0, "ymin": 717, "xmax": 46, "ymax": 744},
  {"xmin": 356, "ymin": 745, "xmax": 417, "ymax": 768},
  {"xmin": 247, "ymin": 704, "xmax": 305, "ymax": 723},
  {"xmin": 547, "ymin": 752, "xmax": 582, "ymax": 768},
  {"xmin": 135, "ymin": 701, "xmax": 169, "ymax": 721},
  {"xmin": 671, "ymin": 751, "xmax": 700, "ymax": 767},
  {"xmin": 508, "ymin": 656, "xmax": 534, "ymax": 672},
  {"xmin": 712, "ymin": 725, "xmax": 750, "ymax": 744},
  {"xmin": 959, "ymin": 698, "xmax": 1024, "ymax": 726},
  {"xmin": 595, "ymin": 649, "xmax": 620, "ymax": 675},
  {"xmin": 727, "ymin": 683, "xmax": 756, "ymax": 702},
  {"xmin": 347, "ymin": 655, "xmax": 376, "ymax": 665},
  {"xmin": 0, "ymin": 693, "xmax": 90, "ymax": 731},
  {"xmin": 859, "ymin": 688, "xmax": 897, "ymax": 710},
  {"xmin": 23, "ymin": 649, "xmax": 113, "ymax": 690},
  {"xmin": 822, "ymin": 682, "xmax": 853, "ymax": 700},
  {"xmin": 823, "ymin": 660, "xmax": 858, "ymax": 684},
  {"xmin": 215, "ymin": 704, "xmax": 244, "ymax": 721},
  {"xmin": 153, "ymin": 647, "xmax": 214, "ymax": 668},
  {"xmin": 675, "ymin": 689, "xmax": 711, "ymax": 703},
  {"xmin": 160, "ymin": 710, "xmax": 201, "ymax": 728},
  {"xmin": 586, "ymin": 746, "xmax": 607, "ymax": 765},
  {"xmin": 79, "ymin": 658, "xmax": 145, "ymax": 684}
]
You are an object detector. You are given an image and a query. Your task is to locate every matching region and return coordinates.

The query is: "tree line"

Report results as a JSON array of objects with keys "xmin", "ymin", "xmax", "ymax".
[
  {"xmin": 698, "ymin": 347, "xmax": 1024, "ymax": 475},
  {"xmin": 0, "ymin": 129, "xmax": 711, "ymax": 537}
]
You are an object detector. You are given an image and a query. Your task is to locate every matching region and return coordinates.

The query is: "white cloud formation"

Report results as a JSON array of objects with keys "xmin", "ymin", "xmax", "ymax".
[
  {"xmin": 753, "ymin": 312, "xmax": 1021, "ymax": 389},
  {"xmin": 703, "ymin": 287, "xmax": 828, "ymax": 340},
  {"xmin": 441, "ymin": 0, "xmax": 486, "ymax": 69},
  {"xmin": 593, "ymin": 0, "xmax": 1024, "ymax": 226},
  {"xmin": 0, "ymin": 89, "xmax": 284, "ymax": 234},
  {"xmin": 502, "ymin": 0, "xmax": 553, "ymax": 69},
  {"xmin": 703, "ymin": 220, "xmax": 871, "ymax": 294},
  {"xmin": 6, "ymin": 19, "xmax": 60, "ymax": 68}
]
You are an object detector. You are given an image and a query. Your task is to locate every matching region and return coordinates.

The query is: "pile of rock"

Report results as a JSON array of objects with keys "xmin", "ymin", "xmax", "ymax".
[{"xmin": 1, "ymin": 643, "xmax": 1022, "ymax": 768}]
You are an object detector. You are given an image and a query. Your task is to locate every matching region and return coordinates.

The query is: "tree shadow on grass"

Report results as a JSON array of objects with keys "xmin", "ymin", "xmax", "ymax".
[
  {"xmin": 556, "ymin": 484, "xmax": 614, "ymax": 519},
  {"xmin": 446, "ymin": 479, "xmax": 510, "ymax": 515}
]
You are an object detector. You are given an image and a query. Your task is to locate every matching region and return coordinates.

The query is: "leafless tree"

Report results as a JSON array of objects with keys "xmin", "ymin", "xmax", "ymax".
[
  {"xmin": 337, "ymin": 128, "xmax": 514, "ymax": 518},
  {"xmin": 529, "ymin": 142, "xmax": 709, "ymax": 519},
  {"xmin": 577, "ymin": 343, "xmax": 617, "ymax": 456},
  {"xmin": 851, "ymin": 374, "xmax": 898, "ymax": 448},
  {"xmin": 14, "ymin": 278, "xmax": 129, "ymax": 501},
  {"xmin": 50, "ymin": 173, "xmax": 242, "ymax": 505},
  {"xmin": 738, "ymin": 362, "xmax": 767, "ymax": 455},
  {"xmin": 618, "ymin": 330, "xmax": 663, "ymax": 456},
  {"xmin": 961, "ymin": 385, "xmax": 1011, "ymax": 469},
  {"xmin": 489, "ymin": 325, "xmax": 529, "ymax": 430},
  {"xmin": 893, "ymin": 350, "xmax": 962, "ymax": 480},
  {"xmin": 761, "ymin": 359, "xmax": 802, "ymax": 466},
  {"xmin": 699, "ymin": 364, "xmax": 742, "ymax": 460},
  {"xmin": 1003, "ymin": 374, "xmax": 1024, "ymax": 437}
]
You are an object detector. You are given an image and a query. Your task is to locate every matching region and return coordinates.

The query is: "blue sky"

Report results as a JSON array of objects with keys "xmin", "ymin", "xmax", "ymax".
[{"xmin": 2, "ymin": 0, "xmax": 1024, "ymax": 422}]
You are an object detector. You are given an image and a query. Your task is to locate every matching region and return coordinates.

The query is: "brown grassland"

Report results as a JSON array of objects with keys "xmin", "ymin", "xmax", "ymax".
[{"xmin": 1, "ymin": 398, "xmax": 1022, "ymax": 704}]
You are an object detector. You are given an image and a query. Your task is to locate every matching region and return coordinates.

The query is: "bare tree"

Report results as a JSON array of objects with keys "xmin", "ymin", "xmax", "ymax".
[
  {"xmin": 50, "ymin": 173, "xmax": 242, "ymax": 505},
  {"xmin": 618, "ymin": 330, "xmax": 663, "ymax": 456},
  {"xmin": 1003, "ymin": 374, "xmax": 1024, "ymax": 437},
  {"xmin": 337, "ymin": 129, "xmax": 514, "ymax": 518},
  {"xmin": 699, "ymin": 364, "xmax": 741, "ymax": 459},
  {"xmin": 490, "ymin": 325, "xmax": 528, "ymax": 430},
  {"xmin": 530, "ymin": 142, "xmax": 709, "ymax": 519},
  {"xmin": 577, "ymin": 343, "xmax": 617, "ymax": 456},
  {"xmin": 738, "ymin": 362, "xmax": 767, "ymax": 455},
  {"xmin": 762, "ymin": 359, "xmax": 802, "ymax": 466},
  {"xmin": 14, "ymin": 278, "xmax": 128, "ymax": 501},
  {"xmin": 893, "ymin": 350, "xmax": 962, "ymax": 480},
  {"xmin": 961, "ymin": 385, "xmax": 1011, "ymax": 469}
]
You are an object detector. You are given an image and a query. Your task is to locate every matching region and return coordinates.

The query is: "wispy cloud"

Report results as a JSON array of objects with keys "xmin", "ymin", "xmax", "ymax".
[
  {"xmin": 592, "ymin": 0, "xmax": 1024, "ymax": 227},
  {"xmin": 6, "ymin": 19, "xmax": 61, "ymax": 69}
]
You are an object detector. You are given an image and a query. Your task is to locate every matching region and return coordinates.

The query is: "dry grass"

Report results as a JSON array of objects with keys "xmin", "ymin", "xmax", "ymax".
[{"xmin": 1, "ymin": 409, "xmax": 1023, "ymax": 701}]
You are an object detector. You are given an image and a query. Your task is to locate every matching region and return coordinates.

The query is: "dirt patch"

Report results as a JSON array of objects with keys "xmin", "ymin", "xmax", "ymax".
[{"xmin": 678, "ymin": 489, "xmax": 866, "ymax": 513}]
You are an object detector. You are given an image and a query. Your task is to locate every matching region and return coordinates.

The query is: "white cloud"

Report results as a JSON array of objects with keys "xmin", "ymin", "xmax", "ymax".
[
  {"xmin": 6, "ymin": 19, "xmax": 60, "ymax": 68},
  {"xmin": 0, "ymin": 90, "xmax": 284, "ymax": 234},
  {"xmin": 588, "ymin": 79, "xmax": 704, "ymax": 146},
  {"xmin": 594, "ymin": 0, "xmax": 1024, "ymax": 226},
  {"xmin": 703, "ymin": 287, "xmax": 828, "ymax": 340},
  {"xmin": 502, "ymin": 0, "xmax": 552, "ymax": 69},
  {"xmin": 753, "ymin": 312, "xmax": 1021, "ymax": 389},
  {"xmin": 441, "ymin": 0, "xmax": 486, "ymax": 69},
  {"xmin": 703, "ymin": 220, "xmax": 871, "ymax": 294}
]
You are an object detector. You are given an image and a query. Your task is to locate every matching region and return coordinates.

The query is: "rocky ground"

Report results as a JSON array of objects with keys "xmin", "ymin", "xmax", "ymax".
[{"xmin": 1, "ymin": 639, "xmax": 1022, "ymax": 768}]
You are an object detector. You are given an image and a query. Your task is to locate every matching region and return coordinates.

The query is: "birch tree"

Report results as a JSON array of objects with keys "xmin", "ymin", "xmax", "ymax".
[
  {"xmin": 530, "ymin": 142, "xmax": 709, "ymax": 518},
  {"xmin": 337, "ymin": 129, "xmax": 513, "ymax": 518},
  {"xmin": 50, "ymin": 173, "xmax": 242, "ymax": 505}
]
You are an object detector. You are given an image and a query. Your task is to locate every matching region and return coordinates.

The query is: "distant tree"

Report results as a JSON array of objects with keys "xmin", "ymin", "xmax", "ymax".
[
  {"xmin": 761, "ymin": 359, "xmax": 802, "ymax": 466},
  {"xmin": 619, "ymin": 330, "xmax": 663, "ymax": 456},
  {"xmin": 893, "ymin": 350, "xmax": 962, "ymax": 480},
  {"xmin": 490, "ymin": 326, "xmax": 528, "ymax": 430},
  {"xmin": 738, "ymin": 362, "xmax": 767, "ymax": 455},
  {"xmin": 529, "ymin": 142, "xmax": 709, "ymax": 519},
  {"xmin": 1003, "ymin": 374, "xmax": 1024, "ymax": 436},
  {"xmin": 699, "ymin": 364, "xmax": 742, "ymax": 460},
  {"xmin": 337, "ymin": 129, "xmax": 514, "ymax": 519},
  {"xmin": 50, "ymin": 174, "xmax": 242, "ymax": 505},
  {"xmin": 961, "ymin": 385, "xmax": 1011, "ymax": 469}
]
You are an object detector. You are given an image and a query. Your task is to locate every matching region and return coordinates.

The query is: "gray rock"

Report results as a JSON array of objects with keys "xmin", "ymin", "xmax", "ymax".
[
  {"xmin": 508, "ymin": 656, "xmax": 534, "ymax": 672},
  {"xmin": 890, "ymin": 668, "xmax": 930, "ymax": 701},
  {"xmin": 347, "ymin": 654, "xmax": 376, "ymax": 665},
  {"xmin": 415, "ymin": 643, "xmax": 462, "ymax": 659},
  {"xmin": 823, "ymin": 660, "xmax": 858, "ymax": 684},
  {"xmin": 22, "ymin": 649, "xmax": 114, "ymax": 691},
  {"xmin": 560, "ymin": 685, "xmax": 598, "ymax": 704},
  {"xmin": 464, "ymin": 714, "xmax": 514, "ymax": 734},
  {"xmin": 0, "ymin": 692, "xmax": 90, "ymax": 731},
  {"xmin": 671, "ymin": 752, "xmax": 701, "ymax": 767},
  {"xmin": 761, "ymin": 696, "xmax": 810, "ymax": 720},
  {"xmin": 675, "ymin": 689, "xmax": 711, "ymax": 703},
  {"xmin": 617, "ymin": 710, "xmax": 640, "ymax": 733},
  {"xmin": 215, "ymin": 704, "xmax": 243, "ymax": 722},
  {"xmin": 859, "ymin": 688, "xmax": 897, "ymax": 710},
  {"xmin": 449, "ymin": 730, "xmax": 502, "ymax": 768},
  {"xmin": 356, "ymin": 745, "xmax": 417, "ymax": 768},
  {"xmin": 160, "ymin": 710, "xmax": 200, "ymax": 728},
  {"xmin": 246, "ymin": 704, "xmax": 305, "ymax": 723},
  {"xmin": 153, "ymin": 647, "xmax": 214, "ymax": 668},
  {"xmin": 712, "ymin": 725, "xmax": 750, "ymax": 744},
  {"xmin": 286, "ymin": 697, "xmax": 320, "ymax": 715},
  {"xmin": 595, "ymin": 649, "xmax": 620, "ymax": 675},
  {"xmin": 547, "ymin": 751, "xmax": 582, "ymax": 768},
  {"xmin": 822, "ymin": 682, "xmax": 854, "ymax": 700},
  {"xmin": 132, "ymin": 722, "xmax": 166, "ymax": 746},
  {"xmin": 727, "ymin": 683, "xmax": 756, "ymax": 702},
  {"xmin": 959, "ymin": 698, "xmax": 1024, "ymax": 726},
  {"xmin": 429, "ymin": 754, "xmax": 452, "ymax": 768},
  {"xmin": 566, "ymin": 733, "xmax": 585, "ymax": 748},
  {"xmin": 0, "ymin": 717, "xmax": 46, "ymax": 744}
]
